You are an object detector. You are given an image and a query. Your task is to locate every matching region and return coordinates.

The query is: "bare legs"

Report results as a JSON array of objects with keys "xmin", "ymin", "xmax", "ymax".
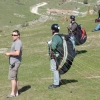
[{"xmin": 11, "ymin": 79, "xmax": 18, "ymax": 96}]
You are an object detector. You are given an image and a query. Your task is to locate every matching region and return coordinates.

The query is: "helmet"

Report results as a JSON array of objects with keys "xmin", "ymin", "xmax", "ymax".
[
  {"xmin": 70, "ymin": 15, "xmax": 75, "ymax": 20},
  {"xmin": 51, "ymin": 24, "xmax": 60, "ymax": 32}
]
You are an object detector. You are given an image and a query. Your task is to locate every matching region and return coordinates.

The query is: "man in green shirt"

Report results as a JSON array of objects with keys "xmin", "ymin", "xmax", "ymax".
[{"xmin": 48, "ymin": 24, "xmax": 63, "ymax": 89}]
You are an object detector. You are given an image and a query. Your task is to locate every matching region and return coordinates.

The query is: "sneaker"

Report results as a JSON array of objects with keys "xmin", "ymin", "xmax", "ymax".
[
  {"xmin": 7, "ymin": 94, "xmax": 15, "ymax": 98},
  {"xmin": 48, "ymin": 84, "xmax": 60, "ymax": 89}
]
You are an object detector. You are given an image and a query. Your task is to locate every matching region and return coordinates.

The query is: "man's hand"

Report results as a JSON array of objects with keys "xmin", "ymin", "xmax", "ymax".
[
  {"xmin": 67, "ymin": 27, "xmax": 70, "ymax": 29},
  {"xmin": 5, "ymin": 52, "xmax": 10, "ymax": 56}
]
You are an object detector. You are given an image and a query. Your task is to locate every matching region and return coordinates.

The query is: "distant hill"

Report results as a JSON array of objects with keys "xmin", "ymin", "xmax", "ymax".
[{"xmin": 0, "ymin": 0, "xmax": 98, "ymax": 27}]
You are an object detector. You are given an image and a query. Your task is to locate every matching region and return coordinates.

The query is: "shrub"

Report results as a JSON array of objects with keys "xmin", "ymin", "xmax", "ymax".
[{"xmin": 83, "ymin": 0, "xmax": 88, "ymax": 4}]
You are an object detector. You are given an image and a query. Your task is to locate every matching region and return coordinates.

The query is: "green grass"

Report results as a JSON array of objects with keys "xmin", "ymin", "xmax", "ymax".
[
  {"xmin": 0, "ymin": 14, "xmax": 100, "ymax": 100},
  {"xmin": 0, "ymin": 0, "xmax": 100, "ymax": 100}
]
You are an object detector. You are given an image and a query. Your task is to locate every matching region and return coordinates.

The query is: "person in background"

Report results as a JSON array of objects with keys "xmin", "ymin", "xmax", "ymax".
[
  {"xmin": 5, "ymin": 30, "xmax": 22, "ymax": 98},
  {"xmin": 92, "ymin": 23, "xmax": 100, "ymax": 32},
  {"xmin": 67, "ymin": 15, "xmax": 78, "ymax": 49},
  {"xmin": 67, "ymin": 15, "xmax": 77, "ymax": 33}
]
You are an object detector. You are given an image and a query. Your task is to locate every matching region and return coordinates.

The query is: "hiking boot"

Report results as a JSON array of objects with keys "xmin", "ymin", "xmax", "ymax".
[{"xmin": 48, "ymin": 84, "xmax": 60, "ymax": 89}]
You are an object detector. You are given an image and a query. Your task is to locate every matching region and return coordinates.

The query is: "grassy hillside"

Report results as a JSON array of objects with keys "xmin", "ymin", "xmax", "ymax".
[
  {"xmin": 0, "ymin": 0, "xmax": 100, "ymax": 100},
  {"xmin": 0, "ymin": 0, "xmax": 98, "ymax": 27},
  {"xmin": 0, "ymin": 12, "xmax": 100, "ymax": 100}
]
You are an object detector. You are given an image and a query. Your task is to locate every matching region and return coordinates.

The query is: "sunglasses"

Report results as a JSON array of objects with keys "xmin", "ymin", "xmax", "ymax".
[{"xmin": 12, "ymin": 34, "xmax": 18, "ymax": 36}]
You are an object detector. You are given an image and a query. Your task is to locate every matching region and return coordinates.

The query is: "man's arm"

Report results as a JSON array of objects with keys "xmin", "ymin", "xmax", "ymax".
[
  {"xmin": 5, "ymin": 50, "xmax": 20, "ymax": 56},
  {"xmin": 71, "ymin": 23, "xmax": 77, "ymax": 32}
]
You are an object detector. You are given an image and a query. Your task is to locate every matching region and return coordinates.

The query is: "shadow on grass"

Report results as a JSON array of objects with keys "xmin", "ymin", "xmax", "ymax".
[
  {"xmin": 18, "ymin": 85, "xmax": 31, "ymax": 94},
  {"xmin": 76, "ymin": 50, "xmax": 87, "ymax": 55},
  {"xmin": 60, "ymin": 79, "xmax": 78, "ymax": 85}
]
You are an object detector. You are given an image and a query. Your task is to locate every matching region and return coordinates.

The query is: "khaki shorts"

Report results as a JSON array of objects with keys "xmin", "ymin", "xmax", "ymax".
[{"xmin": 8, "ymin": 63, "xmax": 20, "ymax": 80}]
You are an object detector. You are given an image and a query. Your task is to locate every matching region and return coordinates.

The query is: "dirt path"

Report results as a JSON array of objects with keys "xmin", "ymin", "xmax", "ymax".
[
  {"xmin": 30, "ymin": 1, "xmax": 93, "ymax": 17},
  {"xmin": 30, "ymin": 2, "xmax": 47, "ymax": 15}
]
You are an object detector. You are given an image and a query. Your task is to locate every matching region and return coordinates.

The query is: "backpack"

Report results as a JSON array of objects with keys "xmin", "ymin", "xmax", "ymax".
[
  {"xmin": 73, "ymin": 23, "xmax": 87, "ymax": 45},
  {"xmin": 56, "ymin": 34, "xmax": 76, "ymax": 74}
]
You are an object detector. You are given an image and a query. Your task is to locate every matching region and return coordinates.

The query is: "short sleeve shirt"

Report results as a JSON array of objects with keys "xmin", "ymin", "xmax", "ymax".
[{"xmin": 9, "ymin": 39, "xmax": 22, "ymax": 64}]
